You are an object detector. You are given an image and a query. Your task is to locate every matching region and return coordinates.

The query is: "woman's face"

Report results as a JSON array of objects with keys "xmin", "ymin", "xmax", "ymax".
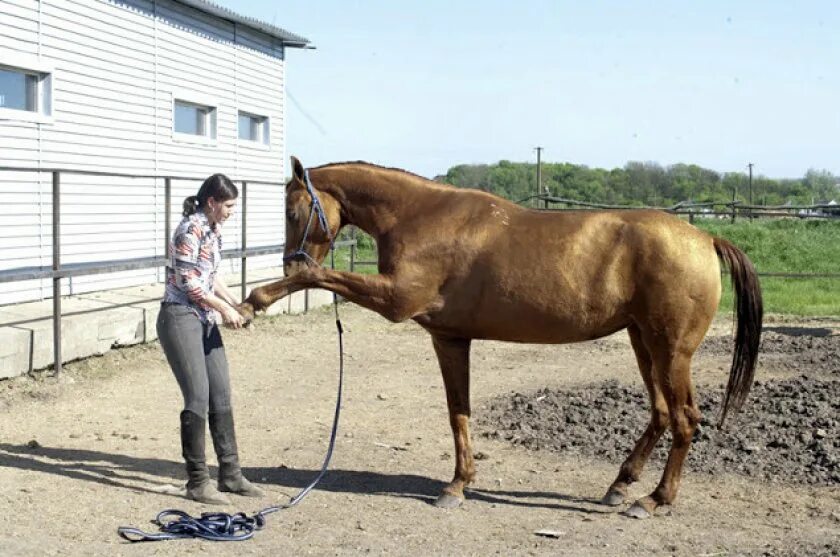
[{"xmin": 206, "ymin": 197, "xmax": 237, "ymax": 226}]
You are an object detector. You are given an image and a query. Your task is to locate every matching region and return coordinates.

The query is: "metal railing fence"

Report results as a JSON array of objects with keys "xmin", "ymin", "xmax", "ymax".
[{"xmin": 0, "ymin": 167, "xmax": 355, "ymax": 375}]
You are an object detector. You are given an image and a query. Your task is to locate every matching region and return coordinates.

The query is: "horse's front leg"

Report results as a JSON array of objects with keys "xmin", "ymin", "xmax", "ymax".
[
  {"xmin": 430, "ymin": 334, "xmax": 474, "ymax": 509},
  {"xmin": 237, "ymin": 273, "xmax": 304, "ymax": 321},
  {"xmin": 240, "ymin": 268, "xmax": 414, "ymax": 322}
]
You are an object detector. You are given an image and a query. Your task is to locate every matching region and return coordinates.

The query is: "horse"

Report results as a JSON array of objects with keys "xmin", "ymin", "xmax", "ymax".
[{"xmin": 239, "ymin": 156, "xmax": 763, "ymax": 518}]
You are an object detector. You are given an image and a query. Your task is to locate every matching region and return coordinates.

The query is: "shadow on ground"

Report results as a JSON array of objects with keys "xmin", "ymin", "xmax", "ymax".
[{"xmin": 0, "ymin": 443, "xmax": 607, "ymax": 513}]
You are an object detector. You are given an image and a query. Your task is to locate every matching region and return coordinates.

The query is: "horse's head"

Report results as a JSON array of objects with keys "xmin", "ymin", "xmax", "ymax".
[{"xmin": 284, "ymin": 156, "xmax": 341, "ymax": 277}]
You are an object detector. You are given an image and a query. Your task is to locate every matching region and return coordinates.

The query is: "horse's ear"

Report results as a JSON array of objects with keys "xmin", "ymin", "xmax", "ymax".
[{"xmin": 290, "ymin": 156, "xmax": 305, "ymax": 187}]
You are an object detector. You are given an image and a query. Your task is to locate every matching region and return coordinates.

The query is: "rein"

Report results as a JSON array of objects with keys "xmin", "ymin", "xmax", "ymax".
[{"xmin": 118, "ymin": 185, "xmax": 345, "ymax": 541}]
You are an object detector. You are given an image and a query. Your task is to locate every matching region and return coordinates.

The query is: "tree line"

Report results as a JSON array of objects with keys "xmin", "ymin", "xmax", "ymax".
[{"xmin": 440, "ymin": 161, "xmax": 839, "ymax": 207}]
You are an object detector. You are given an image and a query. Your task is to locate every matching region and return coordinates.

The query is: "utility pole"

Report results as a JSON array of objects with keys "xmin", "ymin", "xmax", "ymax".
[
  {"xmin": 535, "ymin": 146, "xmax": 544, "ymax": 208},
  {"xmin": 748, "ymin": 162, "xmax": 754, "ymax": 221},
  {"xmin": 731, "ymin": 176, "xmax": 737, "ymax": 224}
]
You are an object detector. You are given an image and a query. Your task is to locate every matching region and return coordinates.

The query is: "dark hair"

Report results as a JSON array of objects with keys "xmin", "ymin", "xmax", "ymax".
[{"xmin": 182, "ymin": 173, "xmax": 239, "ymax": 216}]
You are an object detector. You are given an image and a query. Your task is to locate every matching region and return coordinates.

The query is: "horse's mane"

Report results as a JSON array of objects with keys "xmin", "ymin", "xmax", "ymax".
[{"xmin": 310, "ymin": 161, "xmax": 438, "ymax": 185}]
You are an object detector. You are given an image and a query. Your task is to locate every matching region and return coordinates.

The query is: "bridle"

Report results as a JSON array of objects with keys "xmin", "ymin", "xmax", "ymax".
[{"xmin": 282, "ymin": 169, "xmax": 333, "ymax": 266}]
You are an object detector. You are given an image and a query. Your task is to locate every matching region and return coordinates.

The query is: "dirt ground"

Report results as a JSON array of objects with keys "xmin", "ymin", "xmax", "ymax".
[
  {"xmin": 481, "ymin": 333, "xmax": 840, "ymax": 486},
  {"xmin": 1, "ymin": 304, "xmax": 838, "ymax": 556}
]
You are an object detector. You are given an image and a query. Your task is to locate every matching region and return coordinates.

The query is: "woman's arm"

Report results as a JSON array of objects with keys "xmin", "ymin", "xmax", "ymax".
[
  {"xmin": 213, "ymin": 274, "xmax": 238, "ymax": 306},
  {"xmin": 210, "ymin": 275, "xmax": 244, "ymax": 327},
  {"xmin": 201, "ymin": 291, "xmax": 245, "ymax": 328}
]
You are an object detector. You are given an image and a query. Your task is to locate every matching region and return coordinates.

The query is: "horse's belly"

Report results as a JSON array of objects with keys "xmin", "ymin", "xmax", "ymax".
[{"xmin": 416, "ymin": 300, "xmax": 630, "ymax": 344}]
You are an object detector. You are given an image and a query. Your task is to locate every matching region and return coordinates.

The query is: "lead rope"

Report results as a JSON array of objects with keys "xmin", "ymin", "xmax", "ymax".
[{"xmin": 118, "ymin": 246, "xmax": 344, "ymax": 543}]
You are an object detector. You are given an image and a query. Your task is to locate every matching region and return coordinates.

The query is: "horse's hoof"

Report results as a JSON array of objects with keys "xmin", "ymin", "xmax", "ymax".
[
  {"xmin": 434, "ymin": 493, "xmax": 463, "ymax": 509},
  {"xmin": 601, "ymin": 489, "xmax": 626, "ymax": 506},
  {"xmin": 237, "ymin": 302, "xmax": 256, "ymax": 323},
  {"xmin": 624, "ymin": 501, "xmax": 652, "ymax": 519}
]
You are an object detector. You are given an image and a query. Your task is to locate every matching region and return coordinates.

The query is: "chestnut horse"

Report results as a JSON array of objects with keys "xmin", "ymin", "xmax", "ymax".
[{"xmin": 240, "ymin": 157, "xmax": 762, "ymax": 518}]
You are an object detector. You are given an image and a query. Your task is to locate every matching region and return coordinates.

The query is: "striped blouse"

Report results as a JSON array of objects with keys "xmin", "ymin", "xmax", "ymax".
[{"xmin": 163, "ymin": 210, "xmax": 222, "ymax": 323}]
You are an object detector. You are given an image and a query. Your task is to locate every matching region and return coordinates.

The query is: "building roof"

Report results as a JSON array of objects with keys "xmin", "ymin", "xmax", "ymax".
[{"xmin": 175, "ymin": 0, "xmax": 311, "ymax": 48}]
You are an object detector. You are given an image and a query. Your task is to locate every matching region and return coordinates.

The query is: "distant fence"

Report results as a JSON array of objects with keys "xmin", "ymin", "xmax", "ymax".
[
  {"xmin": 525, "ymin": 195, "xmax": 840, "ymax": 223},
  {"xmin": 0, "ymin": 167, "xmax": 357, "ymax": 375},
  {"xmin": 519, "ymin": 194, "xmax": 840, "ymax": 282}
]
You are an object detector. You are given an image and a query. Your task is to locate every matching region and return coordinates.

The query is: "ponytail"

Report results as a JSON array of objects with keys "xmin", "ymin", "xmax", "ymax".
[
  {"xmin": 181, "ymin": 174, "xmax": 238, "ymax": 217},
  {"xmin": 182, "ymin": 195, "xmax": 200, "ymax": 216}
]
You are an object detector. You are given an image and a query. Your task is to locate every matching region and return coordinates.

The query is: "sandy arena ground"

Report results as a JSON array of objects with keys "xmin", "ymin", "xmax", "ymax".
[{"xmin": 0, "ymin": 303, "xmax": 838, "ymax": 556}]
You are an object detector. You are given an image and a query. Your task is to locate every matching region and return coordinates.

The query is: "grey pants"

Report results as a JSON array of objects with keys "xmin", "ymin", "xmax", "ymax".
[{"xmin": 156, "ymin": 302, "xmax": 231, "ymax": 419}]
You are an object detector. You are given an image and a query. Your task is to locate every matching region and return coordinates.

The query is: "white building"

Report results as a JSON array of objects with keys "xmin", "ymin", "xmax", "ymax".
[{"xmin": 0, "ymin": 0, "xmax": 310, "ymax": 304}]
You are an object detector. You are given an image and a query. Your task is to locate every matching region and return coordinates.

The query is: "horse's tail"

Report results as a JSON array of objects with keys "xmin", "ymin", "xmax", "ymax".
[{"xmin": 713, "ymin": 237, "xmax": 763, "ymax": 427}]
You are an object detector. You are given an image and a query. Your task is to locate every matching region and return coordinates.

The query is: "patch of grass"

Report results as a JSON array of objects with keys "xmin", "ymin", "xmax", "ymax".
[
  {"xmin": 718, "ymin": 277, "xmax": 840, "ymax": 317},
  {"xmin": 695, "ymin": 219, "xmax": 840, "ymax": 316},
  {"xmin": 329, "ymin": 229, "xmax": 378, "ymax": 274},
  {"xmin": 328, "ymin": 246, "xmax": 378, "ymax": 274}
]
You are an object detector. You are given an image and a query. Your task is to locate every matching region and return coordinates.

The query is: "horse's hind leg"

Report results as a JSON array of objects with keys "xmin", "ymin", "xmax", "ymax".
[
  {"xmin": 430, "ymin": 334, "xmax": 474, "ymax": 509},
  {"xmin": 626, "ymin": 340, "xmax": 702, "ymax": 519},
  {"xmin": 602, "ymin": 324, "xmax": 669, "ymax": 506}
]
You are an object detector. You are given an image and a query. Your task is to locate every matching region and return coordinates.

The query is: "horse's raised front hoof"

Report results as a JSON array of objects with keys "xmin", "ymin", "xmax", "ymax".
[
  {"xmin": 237, "ymin": 302, "xmax": 256, "ymax": 324},
  {"xmin": 624, "ymin": 499, "xmax": 654, "ymax": 519},
  {"xmin": 601, "ymin": 488, "xmax": 626, "ymax": 507},
  {"xmin": 434, "ymin": 493, "xmax": 463, "ymax": 509}
]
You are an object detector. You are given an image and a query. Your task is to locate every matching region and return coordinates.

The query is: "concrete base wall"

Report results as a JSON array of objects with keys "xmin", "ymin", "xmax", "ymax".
[{"xmin": 0, "ymin": 269, "xmax": 335, "ymax": 379}]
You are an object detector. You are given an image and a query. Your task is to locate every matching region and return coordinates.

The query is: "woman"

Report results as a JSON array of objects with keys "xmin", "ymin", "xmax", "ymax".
[{"xmin": 156, "ymin": 173, "xmax": 263, "ymax": 505}]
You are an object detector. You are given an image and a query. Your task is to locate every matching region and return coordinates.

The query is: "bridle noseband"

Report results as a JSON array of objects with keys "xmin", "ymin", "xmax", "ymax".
[{"xmin": 283, "ymin": 169, "xmax": 333, "ymax": 266}]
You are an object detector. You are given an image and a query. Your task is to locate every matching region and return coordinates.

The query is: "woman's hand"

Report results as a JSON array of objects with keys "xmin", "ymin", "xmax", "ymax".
[{"xmin": 220, "ymin": 304, "xmax": 245, "ymax": 328}]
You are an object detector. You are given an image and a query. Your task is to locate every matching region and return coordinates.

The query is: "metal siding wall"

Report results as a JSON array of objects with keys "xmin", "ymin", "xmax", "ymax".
[
  {"xmin": 243, "ymin": 181, "xmax": 284, "ymax": 272},
  {"xmin": 0, "ymin": 1, "xmax": 47, "ymax": 303},
  {"xmin": 0, "ymin": 0, "xmax": 42, "ymax": 163},
  {"xmin": 0, "ymin": 172, "xmax": 51, "ymax": 303},
  {"xmin": 0, "ymin": 0, "xmax": 289, "ymax": 305},
  {"xmin": 0, "ymin": 0, "xmax": 40, "ymax": 50},
  {"xmin": 40, "ymin": 0, "xmax": 157, "ymax": 173},
  {"xmin": 234, "ymin": 26, "xmax": 286, "ymax": 270},
  {"xmin": 155, "ymin": 0, "xmax": 237, "ymax": 178},
  {"xmin": 37, "ymin": 0, "xmax": 159, "ymax": 298}
]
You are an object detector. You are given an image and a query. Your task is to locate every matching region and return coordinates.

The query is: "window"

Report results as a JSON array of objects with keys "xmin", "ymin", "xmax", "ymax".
[
  {"xmin": 238, "ymin": 111, "xmax": 269, "ymax": 145},
  {"xmin": 0, "ymin": 68, "xmax": 37, "ymax": 111},
  {"xmin": 173, "ymin": 99, "xmax": 216, "ymax": 139},
  {"xmin": 0, "ymin": 57, "xmax": 53, "ymax": 123}
]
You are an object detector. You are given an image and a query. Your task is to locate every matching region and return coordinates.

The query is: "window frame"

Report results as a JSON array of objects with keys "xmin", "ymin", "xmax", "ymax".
[
  {"xmin": 237, "ymin": 109, "xmax": 271, "ymax": 149},
  {"xmin": 0, "ymin": 50, "xmax": 54, "ymax": 124},
  {"xmin": 171, "ymin": 90, "xmax": 218, "ymax": 145}
]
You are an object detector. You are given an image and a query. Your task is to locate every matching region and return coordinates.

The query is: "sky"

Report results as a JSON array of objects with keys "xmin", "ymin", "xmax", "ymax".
[{"xmin": 217, "ymin": 1, "xmax": 839, "ymax": 180}]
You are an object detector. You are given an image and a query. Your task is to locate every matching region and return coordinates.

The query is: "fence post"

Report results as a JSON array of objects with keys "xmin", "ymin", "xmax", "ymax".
[
  {"xmin": 164, "ymin": 178, "xmax": 171, "ymax": 258},
  {"xmin": 350, "ymin": 226, "xmax": 357, "ymax": 273},
  {"xmin": 51, "ymin": 171, "xmax": 62, "ymax": 375},
  {"xmin": 240, "ymin": 181, "xmax": 247, "ymax": 303},
  {"xmin": 731, "ymin": 185, "xmax": 737, "ymax": 224}
]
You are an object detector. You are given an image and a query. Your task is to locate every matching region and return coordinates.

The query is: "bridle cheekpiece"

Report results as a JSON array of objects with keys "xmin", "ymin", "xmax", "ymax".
[{"xmin": 283, "ymin": 169, "xmax": 333, "ymax": 266}]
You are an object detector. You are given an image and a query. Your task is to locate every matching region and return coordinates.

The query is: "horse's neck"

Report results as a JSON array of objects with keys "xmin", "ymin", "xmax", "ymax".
[{"xmin": 313, "ymin": 166, "xmax": 421, "ymax": 239}]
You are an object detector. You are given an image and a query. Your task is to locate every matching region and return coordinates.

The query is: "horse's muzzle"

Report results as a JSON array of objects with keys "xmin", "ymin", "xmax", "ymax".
[{"xmin": 283, "ymin": 258, "xmax": 307, "ymax": 278}]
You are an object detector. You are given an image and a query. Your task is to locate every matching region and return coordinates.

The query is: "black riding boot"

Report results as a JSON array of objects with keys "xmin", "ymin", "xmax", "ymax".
[
  {"xmin": 209, "ymin": 411, "xmax": 265, "ymax": 497},
  {"xmin": 180, "ymin": 410, "xmax": 230, "ymax": 505}
]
